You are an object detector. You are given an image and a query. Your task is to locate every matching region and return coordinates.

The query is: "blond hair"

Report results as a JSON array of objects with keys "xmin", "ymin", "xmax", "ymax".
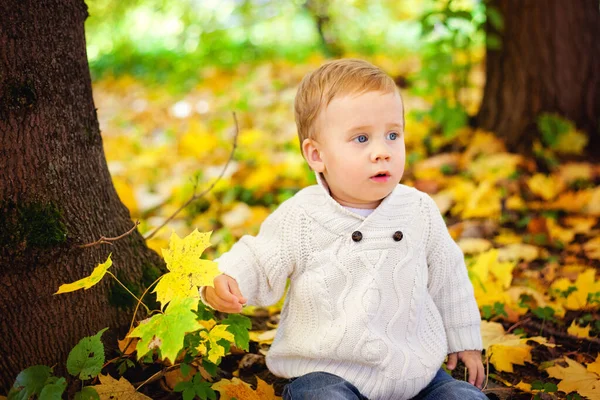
[{"xmin": 294, "ymin": 58, "xmax": 399, "ymax": 145}]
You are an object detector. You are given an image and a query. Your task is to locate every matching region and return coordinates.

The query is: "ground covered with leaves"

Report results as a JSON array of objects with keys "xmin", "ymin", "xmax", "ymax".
[{"xmin": 7, "ymin": 55, "xmax": 598, "ymax": 400}]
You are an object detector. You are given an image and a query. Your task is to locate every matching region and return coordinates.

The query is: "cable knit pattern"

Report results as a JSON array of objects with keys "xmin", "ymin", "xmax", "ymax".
[{"xmin": 209, "ymin": 176, "xmax": 482, "ymax": 400}]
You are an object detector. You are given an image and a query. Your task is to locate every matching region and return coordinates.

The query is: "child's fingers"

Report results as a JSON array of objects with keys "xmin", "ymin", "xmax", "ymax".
[
  {"xmin": 205, "ymin": 287, "xmax": 243, "ymax": 313},
  {"xmin": 475, "ymin": 360, "xmax": 485, "ymax": 389},
  {"xmin": 446, "ymin": 353, "xmax": 458, "ymax": 370},
  {"xmin": 465, "ymin": 359, "xmax": 485, "ymax": 389},
  {"xmin": 228, "ymin": 279, "xmax": 247, "ymax": 304},
  {"xmin": 214, "ymin": 276, "xmax": 241, "ymax": 304}
]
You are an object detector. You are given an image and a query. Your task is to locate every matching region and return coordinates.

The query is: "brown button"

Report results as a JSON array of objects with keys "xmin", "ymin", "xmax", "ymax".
[
  {"xmin": 393, "ymin": 231, "xmax": 404, "ymax": 241},
  {"xmin": 352, "ymin": 231, "xmax": 363, "ymax": 242}
]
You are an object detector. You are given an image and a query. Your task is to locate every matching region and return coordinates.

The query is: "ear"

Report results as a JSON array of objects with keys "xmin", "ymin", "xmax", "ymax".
[{"xmin": 302, "ymin": 138, "xmax": 325, "ymax": 173}]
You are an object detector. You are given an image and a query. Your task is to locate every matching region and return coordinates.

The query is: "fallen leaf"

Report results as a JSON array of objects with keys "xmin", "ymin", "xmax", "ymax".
[
  {"xmin": 481, "ymin": 321, "xmax": 555, "ymax": 373},
  {"xmin": 249, "ymin": 329, "xmax": 277, "ymax": 345},
  {"xmin": 497, "ymin": 243, "xmax": 544, "ymax": 262},
  {"xmin": 527, "ymin": 174, "xmax": 564, "ymax": 201},
  {"xmin": 545, "ymin": 358, "xmax": 600, "ymax": 400},
  {"xmin": 567, "ymin": 321, "xmax": 593, "ymax": 339},
  {"xmin": 92, "ymin": 374, "xmax": 151, "ymax": 399},
  {"xmin": 551, "ymin": 268, "xmax": 600, "ymax": 310},
  {"xmin": 458, "ymin": 238, "xmax": 492, "ymax": 254},
  {"xmin": 587, "ymin": 354, "xmax": 600, "ymax": 375},
  {"xmin": 212, "ymin": 377, "xmax": 281, "ymax": 400}
]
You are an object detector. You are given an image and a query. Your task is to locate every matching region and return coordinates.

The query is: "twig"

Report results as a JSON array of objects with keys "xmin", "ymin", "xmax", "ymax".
[
  {"xmin": 106, "ymin": 271, "xmax": 150, "ymax": 313},
  {"xmin": 144, "ymin": 112, "xmax": 240, "ymax": 241},
  {"xmin": 135, "ymin": 364, "xmax": 180, "ymax": 391},
  {"xmin": 507, "ymin": 317, "xmax": 531, "ymax": 333},
  {"xmin": 130, "ymin": 275, "xmax": 163, "ymax": 332},
  {"xmin": 79, "ymin": 220, "xmax": 140, "ymax": 248}
]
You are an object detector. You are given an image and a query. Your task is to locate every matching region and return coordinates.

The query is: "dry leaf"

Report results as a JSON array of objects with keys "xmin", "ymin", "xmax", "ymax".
[
  {"xmin": 212, "ymin": 377, "xmax": 281, "ymax": 400},
  {"xmin": 546, "ymin": 358, "xmax": 600, "ymax": 400},
  {"xmin": 93, "ymin": 374, "xmax": 152, "ymax": 399},
  {"xmin": 458, "ymin": 238, "xmax": 492, "ymax": 254},
  {"xmin": 567, "ymin": 321, "xmax": 593, "ymax": 339}
]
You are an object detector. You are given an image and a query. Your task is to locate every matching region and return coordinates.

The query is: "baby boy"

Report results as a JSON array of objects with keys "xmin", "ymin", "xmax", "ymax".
[{"xmin": 202, "ymin": 59, "xmax": 487, "ymax": 400}]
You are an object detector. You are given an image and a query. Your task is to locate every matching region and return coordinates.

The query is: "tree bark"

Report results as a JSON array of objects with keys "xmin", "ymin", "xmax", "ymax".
[
  {"xmin": 0, "ymin": 0, "xmax": 164, "ymax": 391},
  {"xmin": 476, "ymin": 0, "xmax": 600, "ymax": 155}
]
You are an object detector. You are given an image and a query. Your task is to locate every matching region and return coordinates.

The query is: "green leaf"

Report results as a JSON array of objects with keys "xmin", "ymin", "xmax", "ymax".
[
  {"xmin": 531, "ymin": 380, "xmax": 544, "ymax": 390},
  {"xmin": 183, "ymin": 387, "xmax": 196, "ymax": 400},
  {"xmin": 8, "ymin": 365, "xmax": 53, "ymax": 400},
  {"xmin": 39, "ymin": 377, "xmax": 67, "ymax": 400},
  {"xmin": 543, "ymin": 382, "xmax": 558, "ymax": 393},
  {"xmin": 537, "ymin": 113, "xmax": 573, "ymax": 147},
  {"xmin": 67, "ymin": 327, "xmax": 108, "ymax": 380},
  {"xmin": 181, "ymin": 363, "xmax": 192, "ymax": 377},
  {"xmin": 192, "ymin": 376, "xmax": 215, "ymax": 400},
  {"xmin": 195, "ymin": 301, "xmax": 215, "ymax": 321},
  {"xmin": 74, "ymin": 387, "xmax": 100, "ymax": 400},
  {"xmin": 221, "ymin": 314, "xmax": 251, "ymax": 351},
  {"xmin": 129, "ymin": 297, "xmax": 202, "ymax": 363},
  {"xmin": 202, "ymin": 359, "xmax": 218, "ymax": 377}
]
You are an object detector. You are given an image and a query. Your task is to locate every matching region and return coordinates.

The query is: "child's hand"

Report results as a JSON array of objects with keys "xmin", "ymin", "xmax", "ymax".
[
  {"xmin": 204, "ymin": 274, "xmax": 247, "ymax": 313},
  {"xmin": 446, "ymin": 350, "xmax": 485, "ymax": 389}
]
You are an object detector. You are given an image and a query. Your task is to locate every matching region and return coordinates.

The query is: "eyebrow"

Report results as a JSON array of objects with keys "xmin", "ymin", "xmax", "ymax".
[{"xmin": 348, "ymin": 123, "xmax": 404, "ymax": 132}]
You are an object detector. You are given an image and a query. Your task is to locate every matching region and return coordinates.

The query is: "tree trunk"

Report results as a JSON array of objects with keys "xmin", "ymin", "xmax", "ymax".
[
  {"xmin": 0, "ymin": 0, "xmax": 164, "ymax": 391},
  {"xmin": 476, "ymin": 0, "xmax": 600, "ymax": 155}
]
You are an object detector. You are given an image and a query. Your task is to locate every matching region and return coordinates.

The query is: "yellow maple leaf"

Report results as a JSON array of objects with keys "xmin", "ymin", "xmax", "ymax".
[
  {"xmin": 481, "ymin": 321, "xmax": 554, "ymax": 373},
  {"xmin": 153, "ymin": 229, "xmax": 221, "ymax": 308},
  {"xmin": 460, "ymin": 179, "xmax": 502, "ymax": 219},
  {"xmin": 467, "ymin": 153, "xmax": 522, "ymax": 183},
  {"xmin": 546, "ymin": 357, "xmax": 600, "ymax": 400},
  {"xmin": 469, "ymin": 249, "xmax": 515, "ymax": 307},
  {"xmin": 527, "ymin": 173, "xmax": 565, "ymax": 201},
  {"xmin": 588, "ymin": 354, "xmax": 600, "ymax": 376},
  {"xmin": 212, "ymin": 377, "xmax": 281, "ymax": 400},
  {"xmin": 567, "ymin": 321, "xmax": 593, "ymax": 339},
  {"xmin": 546, "ymin": 218, "xmax": 576, "ymax": 245},
  {"xmin": 93, "ymin": 374, "xmax": 151, "ymax": 399},
  {"xmin": 197, "ymin": 324, "xmax": 235, "ymax": 364},
  {"xmin": 55, "ymin": 254, "xmax": 112, "ymax": 294},
  {"xmin": 551, "ymin": 268, "xmax": 600, "ymax": 310}
]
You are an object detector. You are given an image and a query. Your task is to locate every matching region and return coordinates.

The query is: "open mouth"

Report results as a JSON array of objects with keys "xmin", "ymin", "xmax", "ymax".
[{"xmin": 371, "ymin": 172, "xmax": 391, "ymax": 182}]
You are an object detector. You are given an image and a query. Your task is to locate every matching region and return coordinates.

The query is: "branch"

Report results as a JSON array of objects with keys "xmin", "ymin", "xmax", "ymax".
[
  {"xmin": 143, "ymin": 112, "xmax": 240, "ymax": 241},
  {"xmin": 79, "ymin": 220, "xmax": 140, "ymax": 248}
]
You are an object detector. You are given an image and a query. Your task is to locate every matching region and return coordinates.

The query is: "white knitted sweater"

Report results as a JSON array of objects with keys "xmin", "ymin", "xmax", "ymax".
[{"xmin": 212, "ymin": 176, "xmax": 482, "ymax": 399}]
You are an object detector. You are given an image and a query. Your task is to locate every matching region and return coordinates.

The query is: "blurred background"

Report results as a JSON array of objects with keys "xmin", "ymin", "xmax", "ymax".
[
  {"xmin": 88, "ymin": 0, "xmax": 494, "ymax": 253},
  {"xmin": 87, "ymin": 0, "xmax": 599, "ymax": 283}
]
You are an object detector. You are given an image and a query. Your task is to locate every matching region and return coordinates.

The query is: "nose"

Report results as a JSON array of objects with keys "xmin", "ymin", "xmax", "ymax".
[{"xmin": 370, "ymin": 141, "xmax": 391, "ymax": 162}]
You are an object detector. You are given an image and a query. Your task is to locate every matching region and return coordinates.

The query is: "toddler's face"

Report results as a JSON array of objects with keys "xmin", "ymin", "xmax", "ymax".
[{"xmin": 305, "ymin": 90, "xmax": 405, "ymax": 208}]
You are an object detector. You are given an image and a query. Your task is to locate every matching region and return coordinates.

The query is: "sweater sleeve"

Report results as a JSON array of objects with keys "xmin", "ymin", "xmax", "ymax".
[
  {"xmin": 423, "ymin": 194, "xmax": 483, "ymax": 353},
  {"xmin": 211, "ymin": 199, "xmax": 297, "ymax": 307}
]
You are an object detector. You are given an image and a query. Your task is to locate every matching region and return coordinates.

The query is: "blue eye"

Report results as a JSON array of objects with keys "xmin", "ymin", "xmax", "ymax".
[
  {"xmin": 354, "ymin": 135, "xmax": 368, "ymax": 143},
  {"xmin": 387, "ymin": 132, "xmax": 398, "ymax": 140}
]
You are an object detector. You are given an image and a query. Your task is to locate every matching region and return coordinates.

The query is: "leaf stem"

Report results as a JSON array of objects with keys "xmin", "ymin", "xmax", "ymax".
[
  {"xmin": 130, "ymin": 275, "xmax": 164, "ymax": 332},
  {"xmin": 106, "ymin": 271, "xmax": 150, "ymax": 314}
]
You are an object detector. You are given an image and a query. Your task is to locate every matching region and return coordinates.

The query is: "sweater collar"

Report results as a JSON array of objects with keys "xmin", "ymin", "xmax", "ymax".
[{"xmin": 314, "ymin": 172, "xmax": 394, "ymax": 221}]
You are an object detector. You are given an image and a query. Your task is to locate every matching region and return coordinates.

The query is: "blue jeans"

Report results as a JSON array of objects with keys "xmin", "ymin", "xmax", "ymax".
[{"xmin": 282, "ymin": 368, "xmax": 489, "ymax": 400}]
